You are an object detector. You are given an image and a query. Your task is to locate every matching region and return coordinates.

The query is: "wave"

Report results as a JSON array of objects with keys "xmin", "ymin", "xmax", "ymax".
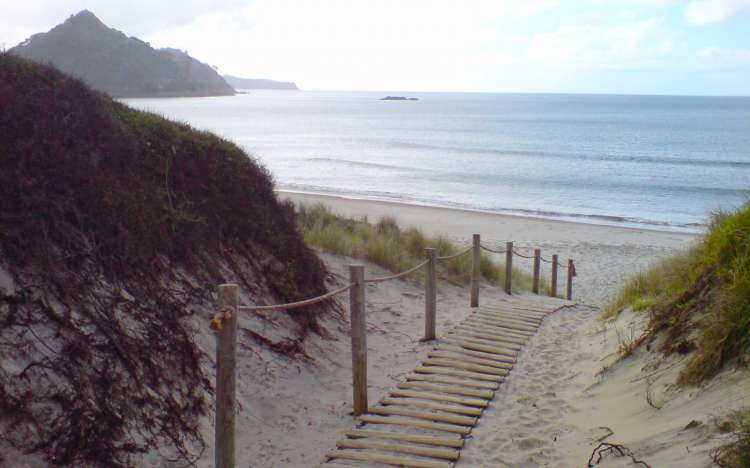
[
  {"xmin": 306, "ymin": 157, "xmax": 420, "ymax": 172},
  {"xmin": 279, "ymin": 183, "xmax": 707, "ymax": 232},
  {"xmin": 384, "ymin": 141, "xmax": 750, "ymax": 169}
]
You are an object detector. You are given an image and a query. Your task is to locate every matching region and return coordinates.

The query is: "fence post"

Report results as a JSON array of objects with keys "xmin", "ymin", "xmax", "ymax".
[
  {"xmin": 349, "ymin": 265, "xmax": 367, "ymax": 416},
  {"xmin": 532, "ymin": 249, "xmax": 541, "ymax": 294},
  {"xmin": 505, "ymin": 241, "xmax": 513, "ymax": 294},
  {"xmin": 424, "ymin": 248, "xmax": 437, "ymax": 341},
  {"xmin": 551, "ymin": 254, "xmax": 558, "ymax": 298},
  {"xmin": 215, "ymin": 284, "xmax": 238, "ymax": 468},
  {"xmin": 566, "ymin": 259, "xmax": 574, "ymax": 300},
  {"xmin": 470, "ymin": 234, "xmax": 480, "ymax": 307}
]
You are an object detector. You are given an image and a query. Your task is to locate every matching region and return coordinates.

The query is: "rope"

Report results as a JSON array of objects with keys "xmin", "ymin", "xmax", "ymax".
[
  {"xmin": 365, "ymin": 259, "xmax": 430, "ymax": 283},
  {"xmin": 238, "ymin": 283, "xmax": 355, "ymax": 311},
  {"xmin": 512, "ymin": 248, "xmax": 535, "ymax": 259},
  {"xmin": 436, "ymin": 246, "xmax": 473, "ymax": 261},
  {"xmin": 540, "ymin": 255, "xmax": 553, "ymax": 264},
  {"xmin": 479, "ymin": 244, "xmax": 506, "ymax": 254}
]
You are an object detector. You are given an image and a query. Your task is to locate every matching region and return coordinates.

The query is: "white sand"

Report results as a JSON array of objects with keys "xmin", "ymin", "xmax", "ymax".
[
  {"xmin": 186, "ymin": 193, "xmax": 748, "ymax": 468},
  {"xmin": 192, "ymin": 252, "xmax": 510, "ymax": 467}
]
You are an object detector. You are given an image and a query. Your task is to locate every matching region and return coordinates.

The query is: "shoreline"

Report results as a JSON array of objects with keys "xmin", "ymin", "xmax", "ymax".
[
  {"xmin": 280, "ymin": 190, "xmax": 698, "ymax": 307},
  {"xmin": 277, "ymin": 189, "xmax": 704, "ymax": 236}
]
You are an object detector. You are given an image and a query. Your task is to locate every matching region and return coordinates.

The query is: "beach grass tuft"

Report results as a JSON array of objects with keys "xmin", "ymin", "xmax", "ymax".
[
  {"xmin": 712, "ymin": 408, "xmax": 750, "ymax": 467},
  {"xmin": 297, "ymin": 203, "xmax": 539, "ymax": 291},
  {"xmin": 602, "ymin": 203, "xmax": 750, "ymax": 384}
]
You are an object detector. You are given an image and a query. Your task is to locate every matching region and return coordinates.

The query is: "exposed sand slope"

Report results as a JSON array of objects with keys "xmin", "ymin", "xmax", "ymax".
[
  {"xmin": 191, "ymin": 252, "xmax": 510, "ymax": 467},
  {"xmin": 460, "ymin": 306, "xmax": 750, "ymax": 467}
]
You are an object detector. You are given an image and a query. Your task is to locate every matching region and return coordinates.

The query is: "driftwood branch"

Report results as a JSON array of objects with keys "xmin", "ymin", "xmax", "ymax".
[{"xmin": 588, "ymin": 442, "xmax": 652, "ymax": 467}]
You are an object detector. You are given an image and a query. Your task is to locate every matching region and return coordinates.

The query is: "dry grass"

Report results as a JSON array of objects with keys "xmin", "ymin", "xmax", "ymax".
[
  {"xmin": 297, "ymin": 203, "xmax": 541, "ymax": 292},
  {"xmin": 601, "ymin": 203, "xmax": 750, "ymax": 384},
  {"xmin": 712, "ymin": 408, "xmax": 750, "ymax": 467}
]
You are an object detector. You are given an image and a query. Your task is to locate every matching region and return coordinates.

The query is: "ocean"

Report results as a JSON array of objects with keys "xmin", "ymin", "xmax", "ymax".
[{"xmin": 123, "ymin": 91, "xmax": 750, "ymax": 233}]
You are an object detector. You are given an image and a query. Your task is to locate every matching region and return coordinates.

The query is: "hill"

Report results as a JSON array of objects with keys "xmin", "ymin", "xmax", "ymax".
[
  {"xmin": 223, "ymin": 74, "xmax": 299, "ymax": 90},
  {"xmin": 9, "ymin": 10, "xmax": 235, "ymax": 98},
  {"xmin": 0, "ymin": 53, "xmax": 329, "ymax": 466}
]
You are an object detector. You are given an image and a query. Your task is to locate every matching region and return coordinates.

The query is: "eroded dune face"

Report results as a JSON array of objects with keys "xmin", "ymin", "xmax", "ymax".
[{"xmin": 0, "ymin": 53, "xmax": 328, "ymax": 467}]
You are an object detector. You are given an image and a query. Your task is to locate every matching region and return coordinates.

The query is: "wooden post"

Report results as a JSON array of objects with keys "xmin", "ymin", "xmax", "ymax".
[
  {"xmin": 566, "ymin": 259, "xmax": 574, "ymax": 300},
  {"xmin": 215, "ymin": 284, "xmax": 238, "ymax": 468},
  {"xmin": 349, "ymin": 265, "xmax": 368, "ymax": 416},
  {"xmin": 424, "ymin": 248, "xmax": 437, "ymax": 341},
  {"xmin": 532, "ymin": 248, "xmax": 541, "ymax": 294},
  {"xmin": 504, "ymin": 241, "xmax": 513, "ymax": 294},
  {"xmin": 470, "ymin": 234, "xmax": 480, "ymax": 308},
  {"xmin": 551, "ymin": 254, "xmax": 558, "ymax": 298}
]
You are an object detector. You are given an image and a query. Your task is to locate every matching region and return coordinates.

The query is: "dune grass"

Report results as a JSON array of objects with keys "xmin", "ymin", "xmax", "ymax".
[
  {"xmin": 602, "ymin": 203, "xmax": 750, "ymax": 384},
  {"xmin": 296, "ymin": 203, "xmax": 541, "ymax": 292},
  {"xmin": 713, "ymin": 408, "xmax": 750, "ymax": 467}
]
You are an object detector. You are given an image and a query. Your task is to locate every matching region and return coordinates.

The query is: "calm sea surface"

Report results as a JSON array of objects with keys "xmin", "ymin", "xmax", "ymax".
[{"xmin": 124, "ymin": 91, "xmax": 750, "ymax": 232}]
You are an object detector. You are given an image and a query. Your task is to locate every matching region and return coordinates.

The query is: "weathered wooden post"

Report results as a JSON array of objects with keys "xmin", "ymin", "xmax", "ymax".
[
  {"xmin": 550, "ymin": 254, "xmax": 558, "ymax": 298},
  {"xmin": 504, "ymin": 241, "xmax": 513, "ymax": 294},
  {"xmin": 532, "ymin": 248, "xmax": 541, "ymax": 294},
  {"xmin": 349, "ymin": 265, "xmax": 367, "ymax": 415},
  {"xmin": 215, "ymin": 284, "xmax": 238, "ymax": 468},
  {"xmin": 566, "ymin": 259, "xmax": 575, "ymax": 300},
  {"xmin": 470, "ymin": 234, "xmax": 480, "ymax": 307},
  {"xmin": 424, "ymin": 248, "xmax": 437, "ymax": 341}
]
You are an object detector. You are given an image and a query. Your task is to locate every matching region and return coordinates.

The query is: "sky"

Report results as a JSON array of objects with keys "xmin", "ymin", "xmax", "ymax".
[{"xmin": 1, "ymin": 0, "xmax": 749, "ymax": 95}]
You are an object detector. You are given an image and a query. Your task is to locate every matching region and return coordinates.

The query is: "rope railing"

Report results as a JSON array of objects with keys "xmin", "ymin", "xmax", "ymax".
[
  {"xmin": 237, "ymin": 283, "xmax": 356, "ymax": 312},
  {"xmin": 436, "ymin": 245, "xmax": 473, "ymax": 261},
  {"xmin": 512, "ymin": 248, "xmax": 536, "ymax": 259},
  {"xmin": 479, "ymin": 244, "xmax": 506, "ymax": 254},
  {"xmin": 364, "ymin": 259, "xmax": 430, "ymax": 283},
  {"xmin": 209, "ymin": 233, "xmax": 576, "ymax": 467}
]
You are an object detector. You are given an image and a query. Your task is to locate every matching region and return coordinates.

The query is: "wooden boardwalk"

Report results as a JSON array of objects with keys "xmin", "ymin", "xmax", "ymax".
[{"xmin": 321, "ymin": 294, "xmax": 573, "ymax": 468}]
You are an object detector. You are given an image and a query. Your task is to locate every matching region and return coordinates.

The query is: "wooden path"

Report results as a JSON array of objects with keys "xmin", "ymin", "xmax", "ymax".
[{"xmin": 321, "ymin": 294, "xmax": 574, "ymax": 467}]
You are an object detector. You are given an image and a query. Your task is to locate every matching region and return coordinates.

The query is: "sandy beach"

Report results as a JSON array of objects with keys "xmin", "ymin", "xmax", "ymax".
[
  {"xmin": 182, "ymin": 190, "xmax": 750, "ymax": 468},
  {"xmin": 280, "ymin": 190, "xmax": 699, "ymax": 307}
]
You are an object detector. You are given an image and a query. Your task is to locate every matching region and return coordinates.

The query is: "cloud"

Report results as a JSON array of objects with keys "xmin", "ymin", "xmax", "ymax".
[{"xmin": 684, "ymin": 0, "xmax": 750, "ymax": 24}]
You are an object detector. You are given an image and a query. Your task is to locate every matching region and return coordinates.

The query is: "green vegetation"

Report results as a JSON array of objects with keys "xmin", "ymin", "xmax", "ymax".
[
  {"xmin": 602, "ymin": 203, "xmax": 750, "ymax": 384},
  {"xmin": 297, "ymin": 203, "xmax": 540, "ymax": 292},
  {"xmin": 713, "ymin": 408, "xmax": 750, "ymax": 467}
]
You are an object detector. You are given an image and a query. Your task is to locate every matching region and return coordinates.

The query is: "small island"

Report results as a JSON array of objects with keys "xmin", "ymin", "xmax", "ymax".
[{"xmin": 380, "ymin": 96, "xmax": 419, "ymax": 101}]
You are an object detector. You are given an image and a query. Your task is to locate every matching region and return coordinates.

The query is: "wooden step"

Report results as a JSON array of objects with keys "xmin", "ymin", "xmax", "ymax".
[
  {"xmin": 345, "ymin": 429, "xmax": 464, "ymax": 448},
  {"xmin": 441, "ymin": 337, "xmax": 519, "ymax": 357},
  {"xmin": 346, "ymin": 429, "xmax": 464, "ymax": 448},
  {"xmin": 455, "ymin": 324, "xmax": 531, "ymax": 341},
  {"xmin": 414, "ymin": 365, "xmax": 505, "ymax": 390},
  {"xmin": 435, "ymin": 344, "xmax": 516, "ymax": 364},
  {"xmin": 427, "ymin": 351, "xmax": 514, "ymax": 370},
  {"xmin": 421, "ymin": 358, "xmax": 509, "ymax": 376},
  {"xmin": 336, "ymin": 439, "xmax": 460, "ymax": 461},
  {"xmin": 389, "ymin": 389, "xmax": 488, "ymax": 408},
  {"xmin": 325, "ymin": 449, "xmax": 453, "ymax": 468},
  {"xmin": 414, "ymin": 365, "xmax": 504, "ymax": 383},
  {"xmin": 464, "ymin": 316, "xmax": 536, "ymax": 334},
  {"xmin": 447, "ymin": 333, "xmax": 524, "ymax": 350},
  {"xmin": 370, "ymin": 406, "xmax": 476, "ymax": 426},
  {"xmin": 407, "ymin": 372, "xmax": 500, "ymax": 390},
  {"xmin": 476, "ymin": 311, "xmax": 542, "ymax": 325},
  {"xmin": 397, "ymin": 381, "xmax": 493, "ymax": 399},
  {"xmin": 380, "ymin": 397, "xmax": 483, "ymax": 416},
  {"xmin": 451, "ymin": 329, "xmax": 529, "ymax": 346},
  {"xmin": 359, "ymin": 414, "xmax": 472, "ymax": 435}
]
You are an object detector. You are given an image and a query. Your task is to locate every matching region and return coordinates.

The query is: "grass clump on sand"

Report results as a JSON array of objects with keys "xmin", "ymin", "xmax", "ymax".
[
  {"xmin": 602, "ymin": 203, "xmax": 750, "ymax": 384},
  {"xmin": 297, "ymin": 203, "xmax": 539, "ymax": 291},
  {"xmin": 712, "ymin": 408, "xmax": 750, "ymax": 467}
]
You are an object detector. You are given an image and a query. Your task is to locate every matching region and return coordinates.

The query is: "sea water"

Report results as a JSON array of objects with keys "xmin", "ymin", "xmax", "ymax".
[{"xmin": 124, "ymin": 91, "xmax": 750, "ymax": 233}]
